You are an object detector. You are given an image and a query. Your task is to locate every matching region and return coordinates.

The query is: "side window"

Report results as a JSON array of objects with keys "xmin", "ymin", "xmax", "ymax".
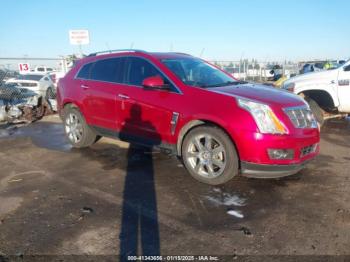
[
  {"xmin": 344, "ymin": 65, "xmax": 350, "ymax": 72},
  {"xmin": 77, "ymin": 63, "xmax": 93, "ymax": 79},
  {"xmin": 90, "ymin": 58, "xmax": 125, "ymax": 83},
  {"xmin": 126, "ymin": 57, "xmax": 160, "ymax": 86}
]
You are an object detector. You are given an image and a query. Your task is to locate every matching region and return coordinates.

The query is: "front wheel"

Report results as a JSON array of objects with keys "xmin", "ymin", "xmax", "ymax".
[
  {"xmin": 63, "ymin": 106, "xmax": 99, "ymax": 148},
  {"xmin": 181, "ymin": 126, "xmax": 239, "ymax": 185}
]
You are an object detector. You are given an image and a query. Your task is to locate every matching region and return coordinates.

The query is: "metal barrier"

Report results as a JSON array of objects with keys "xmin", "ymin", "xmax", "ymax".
[{"xmin": 209, "ymin": 60, "xmax": 300, "ymax": 82}]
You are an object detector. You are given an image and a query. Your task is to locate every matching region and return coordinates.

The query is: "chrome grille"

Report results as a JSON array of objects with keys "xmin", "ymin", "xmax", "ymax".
[{"xmin": 284, "ymin": 106, "xmax": 317, "ymax": 128}]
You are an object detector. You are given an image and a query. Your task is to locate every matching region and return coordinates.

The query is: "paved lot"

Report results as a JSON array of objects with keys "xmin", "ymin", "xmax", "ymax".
[{"xmin": 0, "ymin": 115, "xmax": 349, "ymax": 259}]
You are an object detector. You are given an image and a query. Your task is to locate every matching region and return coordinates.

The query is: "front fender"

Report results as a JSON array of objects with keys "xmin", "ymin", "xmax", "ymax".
[{"xmin": 295, "ymin": 84, "xmax": 339, "ymax": 107}]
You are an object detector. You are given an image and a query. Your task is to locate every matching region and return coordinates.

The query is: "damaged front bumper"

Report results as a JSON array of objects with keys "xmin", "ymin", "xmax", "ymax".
[{"xmin": 0, "ymin": 84, "xmax": 53, "ymax": 123}]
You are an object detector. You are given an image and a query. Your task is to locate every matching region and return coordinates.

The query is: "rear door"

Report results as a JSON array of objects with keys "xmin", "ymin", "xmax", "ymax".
[
  {"xmin": 83, "ymin": 57, "xmax": 127, "ymax": 130},
  {"xmin": 337, "ymin": 63, "xmax": 350, "ymax": 112}
]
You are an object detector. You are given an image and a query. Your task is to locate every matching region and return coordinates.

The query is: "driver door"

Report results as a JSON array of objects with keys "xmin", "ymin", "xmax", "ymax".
[{"xmin": 118, "ymin": 57, "xmax": 182, "ymax": 145}]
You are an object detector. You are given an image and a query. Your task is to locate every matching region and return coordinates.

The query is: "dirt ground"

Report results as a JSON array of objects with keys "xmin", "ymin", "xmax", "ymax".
[{"xmin": 0, "ymin": 115, "xmax": 349, "ymax": 261}]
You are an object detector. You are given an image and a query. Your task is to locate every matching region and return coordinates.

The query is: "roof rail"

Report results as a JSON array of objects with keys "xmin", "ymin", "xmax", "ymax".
[
  {"xmin": 88, "ymin": 49, "xmax": 148, "ymax": 57},
  {"xmin": 173, "ymin": 52, "xmax": 191, "ymax": 56}
]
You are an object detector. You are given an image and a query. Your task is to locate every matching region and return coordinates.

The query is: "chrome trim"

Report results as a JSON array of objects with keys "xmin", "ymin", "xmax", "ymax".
[
  {"xmin": 118, "ymin": 94, "xmax": 129, "ymax": 99},
  {"xmin": 283, "ymin": 105, "xmax": 317, "ymax": 129},
  {"xmin": 170, "ymin": 112, "xmax": 179, "ymax": 135},
  {"xmin": 283, "ymin": 105, "xmax": 310, "ymax": 111},
  {"xmin": 74, "ymin": 56, "xmax": 183, "ymax": 95}
]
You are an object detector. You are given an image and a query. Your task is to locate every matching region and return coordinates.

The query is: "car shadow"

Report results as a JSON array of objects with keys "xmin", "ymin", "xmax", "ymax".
[{"xmin": 119, "ymin": 104, "xmax": 161, "ymax": 260}]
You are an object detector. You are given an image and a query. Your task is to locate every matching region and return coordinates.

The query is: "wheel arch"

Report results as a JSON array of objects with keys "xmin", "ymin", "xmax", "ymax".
[
  {"xmin": 176, "ymin": 119, "xmax": 240, "ymax": 162},
  {"xmin": 298, "ymin": 89, "xmax": 337, "ymax": 111},
  {"xmin": 61, "ymin": 101, "xmax": 90, "ymax": 122}
]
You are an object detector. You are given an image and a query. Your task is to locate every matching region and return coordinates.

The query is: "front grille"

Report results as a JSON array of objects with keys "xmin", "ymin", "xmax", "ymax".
[
  {"xmin": 284, "ymin": 106, "xmax": 317, "ymax": 128},
  {"xmin": 300, "ymin": 144, "xmax": 317, "ymax": 157}
]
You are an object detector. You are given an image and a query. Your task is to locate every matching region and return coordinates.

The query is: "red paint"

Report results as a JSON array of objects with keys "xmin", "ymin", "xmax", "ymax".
[{"xmin": 57, "ymin": 51, "xmax": 320, "ymax": 167}]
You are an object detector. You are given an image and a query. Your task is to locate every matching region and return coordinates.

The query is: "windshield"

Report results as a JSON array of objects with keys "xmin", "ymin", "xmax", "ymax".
[
  {"xmin": 335, "ymin": 59, "xmax": 350, "ymax": 69},
  {"xmin": 17, "ymin": 74, "xmax": 43, "ymax": 81},
  {"xmin": 161, "ymin": 57, "xmax": 237, "ymax": 88}
]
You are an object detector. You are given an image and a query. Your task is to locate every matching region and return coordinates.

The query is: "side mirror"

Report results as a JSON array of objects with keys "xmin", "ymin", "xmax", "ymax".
[
  {"xmin": 343, "ymin": 65, "xmax": 350, "ymax": 72},
  {"xmin": 142, "ymin": 76, "xmax": 167, "ymax": 90}
]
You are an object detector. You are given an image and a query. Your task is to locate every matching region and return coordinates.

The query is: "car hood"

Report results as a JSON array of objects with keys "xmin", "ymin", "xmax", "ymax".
[
  {"xmin": 284, "ymin": 69, "xmax": 338, "ymax": 86},
  {"xmin": 210, "ymin": 83, "xmax": 305, "ymax": 107}
]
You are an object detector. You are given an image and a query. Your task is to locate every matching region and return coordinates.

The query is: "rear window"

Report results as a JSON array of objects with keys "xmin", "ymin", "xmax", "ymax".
[
  {"xmin": 76, "ymin": 63, "xmax": 93, "ymax": 79},
  {"xmin": 90, "ymin": 58, "xmax": 126, "ymax": 83}
]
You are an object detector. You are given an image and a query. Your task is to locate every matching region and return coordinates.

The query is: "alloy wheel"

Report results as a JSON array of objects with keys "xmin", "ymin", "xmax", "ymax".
[
  {"xmin": 65, "ymin": 112, "xmax": 83, "ymax": 143},
  {"xmin": 186, "ymin": 134, "xmax": 226, "ymax": 178}
]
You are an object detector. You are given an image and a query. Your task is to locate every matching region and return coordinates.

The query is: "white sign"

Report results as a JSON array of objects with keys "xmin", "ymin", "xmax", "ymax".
[
  {"xmin": 69, "ymin": 30, "xmax": 90, "ymax": 45},
  {"xmin": 18, "ymin": 63, "xmax": 30, "ymax": 74}
]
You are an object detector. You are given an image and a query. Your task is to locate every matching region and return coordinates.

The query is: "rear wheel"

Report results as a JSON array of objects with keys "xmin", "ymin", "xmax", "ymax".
[
  {"xmin": 181, "ymin": 125, "xmax": 239, "ymax": 185},
  {"xmin": 63, "ymin": 106, "xmax": 99, "ymax": 148}
]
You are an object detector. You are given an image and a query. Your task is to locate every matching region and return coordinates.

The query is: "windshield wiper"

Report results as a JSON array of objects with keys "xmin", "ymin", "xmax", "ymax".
[{"xmin": 200, "ymin": 81, "xmax": 245, "ymax": 88}]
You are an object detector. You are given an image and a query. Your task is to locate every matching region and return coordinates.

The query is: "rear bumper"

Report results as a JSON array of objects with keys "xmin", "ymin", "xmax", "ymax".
[{"xmin": 240, "ymin": 159, "xmax": 312, "ymax": 178}]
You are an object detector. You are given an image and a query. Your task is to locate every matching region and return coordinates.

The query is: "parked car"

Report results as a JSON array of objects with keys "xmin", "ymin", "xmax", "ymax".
[
  {"xmin": 283, "ymin": 59, "xmax": 350, "ymax": 125},
  {"xmin": 31, "ymin": 66, "xmax": 54, "ymax": 74},
  {"xmin": 0, "ymin": 82, "xmax": 41, "ymax": 122},
  {"xmin": 299, "ymin": 62, "xmax": 325, "ymax": 74},
  {"xmin": 6, "ymin": 73, "xmax": 57, "ymax": 111},
  {"xmin": 57, "ymin": 50, "xmax": 320, "ymax": 185},
  {"xmin": 49, "ymin": 71, "xmax": 66, "ymax": 88},
  {"xmin": 266, "ymin": 64, "xmax": 283, "ymax": 81},
  {"xmin": 6, "ymin": 73, "xmax": 54, "ymax": 97}
]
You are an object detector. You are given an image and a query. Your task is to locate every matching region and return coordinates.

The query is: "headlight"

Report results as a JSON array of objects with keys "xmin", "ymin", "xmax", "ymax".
[
  {"xmin": 284, "ymin": 82, "xmax": 295, "ymax": 92},
  {"xmin": 238, "ymin": 98, "xmax": 287, "ymax": 134}
]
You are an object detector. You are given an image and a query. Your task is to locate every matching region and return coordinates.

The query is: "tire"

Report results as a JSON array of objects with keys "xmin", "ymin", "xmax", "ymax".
[
  {"xmin": 305, "ymin": 97, "xmax": 324, "ymax": 126},
  {"xmin": 181, "ymin": 125, "xmax": 239, "ymax": 185},
  {"xmin": 63, "ymin": 106, "xmax": 99, "ymax": 148}
]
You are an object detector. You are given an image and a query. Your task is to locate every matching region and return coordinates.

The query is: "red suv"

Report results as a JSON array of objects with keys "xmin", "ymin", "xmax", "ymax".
[{"xmin": 57, "ymin": 50, "xmax": 320, "ymax": 185}]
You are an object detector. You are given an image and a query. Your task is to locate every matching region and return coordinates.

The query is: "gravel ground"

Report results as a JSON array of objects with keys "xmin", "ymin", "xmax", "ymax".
[{"xmin": 0, "ymin": 115, "xmax": 349, "ymax": 261}]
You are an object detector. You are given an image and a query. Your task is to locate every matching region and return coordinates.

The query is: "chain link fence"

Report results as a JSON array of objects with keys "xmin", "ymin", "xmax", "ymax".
[
  {"xmin": 0, "ymin": 57, "xmax": 66, "ymax": 123},
  {"xmin": 209, "ymin": 60, "xmax": 300, "ymax": 82}
]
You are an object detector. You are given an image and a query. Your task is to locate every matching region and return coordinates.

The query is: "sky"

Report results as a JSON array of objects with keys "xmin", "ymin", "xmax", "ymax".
[{"xmin": 0, "ymin": 0, "xmax": 349, "ymax": 62}]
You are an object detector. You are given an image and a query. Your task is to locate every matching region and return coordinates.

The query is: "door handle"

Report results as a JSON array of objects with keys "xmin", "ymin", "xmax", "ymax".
[
  {"xmin": 81, "ymin": 84, "xmax": 89, "ymax": 90},
  {"xmin": 118, "ymin": 94, "xmax": 130, "ymax": 99},
  {"xmin": 330, "ymin": 80, "xmax": 335, "ymax": 84}
]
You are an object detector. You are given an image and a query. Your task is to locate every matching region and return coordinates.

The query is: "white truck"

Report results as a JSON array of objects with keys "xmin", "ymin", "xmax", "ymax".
[{"xmin": 282, "ymin": 59, "xmax": 350, "ymax": 124}]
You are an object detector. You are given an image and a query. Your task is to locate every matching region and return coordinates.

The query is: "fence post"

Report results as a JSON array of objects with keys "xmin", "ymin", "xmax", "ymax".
[
  {"xmin": 259, "ymin": 64, "xmax": 262, "ymax": 82},
  {"xmin": 243, "ymin": 61, "xmax": 246, "ymax": 81}
]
